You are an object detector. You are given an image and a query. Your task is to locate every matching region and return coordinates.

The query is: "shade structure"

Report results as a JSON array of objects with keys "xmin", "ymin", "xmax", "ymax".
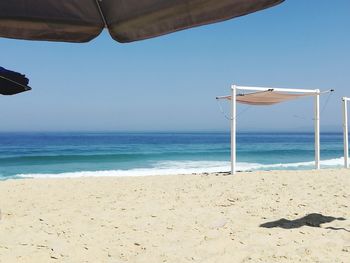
[
  {"xmin": 0, "ymin": 67, "xmax": 31, "ymax": 95},
  {"xmin": 219, "ymin": 90, "xmax": 316, "ymax": 105},
  {"xmin": 216, "ymin": 85, "xmax": 334, "ymax": 175},
  {"xmin": 0, "ymin": 0, "xmax": 284, "ymax": 43}
]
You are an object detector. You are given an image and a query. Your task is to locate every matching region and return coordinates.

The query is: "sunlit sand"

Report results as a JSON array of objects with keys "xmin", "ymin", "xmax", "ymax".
[{"xmin": 0, "ymin": 169, "xmax": 349, "ymax": 262}]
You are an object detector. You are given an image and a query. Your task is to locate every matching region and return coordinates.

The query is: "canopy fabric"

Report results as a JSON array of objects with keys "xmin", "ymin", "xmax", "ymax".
[
  {"xmin": 0, "ymin": 0, "xmax": 284, "ymax": 43},
  {"xmin": 224, "ymin": 90, "xmax": 316, "ymax": 105},
  {"xmin": 0, "ymin": 1, "xmax": 104, "ymax": 43},
  {"xmin": 0, "ymin": 67, "xmax": 31, "ymax": 95}
]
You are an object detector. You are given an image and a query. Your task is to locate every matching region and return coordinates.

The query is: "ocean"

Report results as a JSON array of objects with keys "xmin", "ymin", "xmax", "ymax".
[{"xmin": 0, "ymin": 132, "xmax": 345, "ymax": 179}]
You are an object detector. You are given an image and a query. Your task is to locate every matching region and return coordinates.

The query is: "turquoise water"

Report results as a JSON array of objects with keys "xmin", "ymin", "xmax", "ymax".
[{"xmin": 0, "ymin": 132, "xmax": 345, "ymax": 179}]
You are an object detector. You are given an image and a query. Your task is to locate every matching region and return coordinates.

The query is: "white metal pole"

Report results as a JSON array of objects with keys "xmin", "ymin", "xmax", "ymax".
[
  {"xmin": 235, "ymin": 86, "xmax": 318, "ymax": 93},
  {"xmin": 343, "ymin": 98, "xmax": 349, "ymax": 168},
  {"xmin": 315, "ymin": 90, "xmax": 321, "ymax": 170},
  {"xmin": 231, "ymin": 85, "xmax": 236, "ymax": 175}
]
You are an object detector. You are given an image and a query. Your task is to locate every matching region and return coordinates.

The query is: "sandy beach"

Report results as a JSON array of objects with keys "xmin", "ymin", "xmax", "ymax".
[{"xmin": 0, "ymin": 169, "xmax": 349, "ymax": 262}]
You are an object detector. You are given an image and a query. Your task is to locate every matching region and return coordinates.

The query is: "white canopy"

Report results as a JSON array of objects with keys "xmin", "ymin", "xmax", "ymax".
[{"xmin": 217, "ymin": 89, "xmax": 317, "ymax": 105}]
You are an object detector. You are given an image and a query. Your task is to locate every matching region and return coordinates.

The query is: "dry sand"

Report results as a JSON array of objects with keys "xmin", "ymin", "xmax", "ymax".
[{"xmin": 0, "ymin": 169, "xmax": 349, "ymax": 262}]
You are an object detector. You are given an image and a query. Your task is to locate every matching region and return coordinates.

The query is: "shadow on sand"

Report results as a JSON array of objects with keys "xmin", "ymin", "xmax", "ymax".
[{"xmin": 260, "ymin": 213, "xmax": 349, "ymax": 231}]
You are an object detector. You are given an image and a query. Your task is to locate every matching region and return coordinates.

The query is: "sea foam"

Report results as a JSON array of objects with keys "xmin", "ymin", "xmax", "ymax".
[{"xmin": 16, "ymin": 157, "xmax": 344, "ymax": 179}]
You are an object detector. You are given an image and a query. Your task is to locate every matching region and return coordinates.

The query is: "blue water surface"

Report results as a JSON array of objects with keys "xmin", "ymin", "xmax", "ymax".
[{"xmin": 0, "ymin": 132, "xmax": 345, "ymax": 179}]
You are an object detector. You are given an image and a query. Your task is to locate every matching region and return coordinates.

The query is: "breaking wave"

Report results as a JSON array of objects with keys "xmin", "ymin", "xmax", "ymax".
[{"xmin": 16, "ymin": 157, "xmax": 344, "ymax": 179}]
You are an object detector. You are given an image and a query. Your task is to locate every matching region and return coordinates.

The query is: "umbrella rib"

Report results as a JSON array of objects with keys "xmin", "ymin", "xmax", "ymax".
[
  {"xmin": 0, "ymin": 75, "xmax": 31, "ymax": 91},
  {"xmin": 95, "ymin": 0, "xmax": 108, "ymax": 29}
]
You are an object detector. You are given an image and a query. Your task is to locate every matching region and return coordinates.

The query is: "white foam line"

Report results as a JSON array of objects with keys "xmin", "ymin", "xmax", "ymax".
[{"xmin": 15, "ymin": 157, "xmax": 344, "ymax": 179}]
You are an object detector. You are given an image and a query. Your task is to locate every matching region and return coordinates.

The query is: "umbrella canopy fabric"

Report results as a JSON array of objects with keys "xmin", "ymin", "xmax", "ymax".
[
  {"xmin": 0, "ymin": 67, "xmax": 31, "ymax": 95},
  {"xmin": 0, "ymin": 0, "xmax": 284, "ymax": 43}
]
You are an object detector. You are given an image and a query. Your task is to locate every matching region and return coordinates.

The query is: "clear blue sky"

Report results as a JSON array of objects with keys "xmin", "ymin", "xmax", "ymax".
[{"xmin": 0, "ymin": 0, "xmax": 349, "ymax": 132}]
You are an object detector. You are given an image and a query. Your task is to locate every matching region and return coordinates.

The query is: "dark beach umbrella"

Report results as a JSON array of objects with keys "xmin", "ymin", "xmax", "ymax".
[
  {"xmin": 0, "ymin": 0, "xmax": 284, "ymax": 43},
  {"xmin": 0, "ymin": 67, "xmax": 31, "ymax": 95}
]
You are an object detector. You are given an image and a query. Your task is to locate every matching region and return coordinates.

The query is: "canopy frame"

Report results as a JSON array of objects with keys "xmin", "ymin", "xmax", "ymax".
[
  {"xmin": 94, "ymin": 0, "xmax": 108, "ymax": 28},
  {"xmin": 219, "ymin": 85, "xmax": 321, "ymax": 174},
  {"xmin": 342, "ymin": 97, "xmax": 350, "ymax": 168}
]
